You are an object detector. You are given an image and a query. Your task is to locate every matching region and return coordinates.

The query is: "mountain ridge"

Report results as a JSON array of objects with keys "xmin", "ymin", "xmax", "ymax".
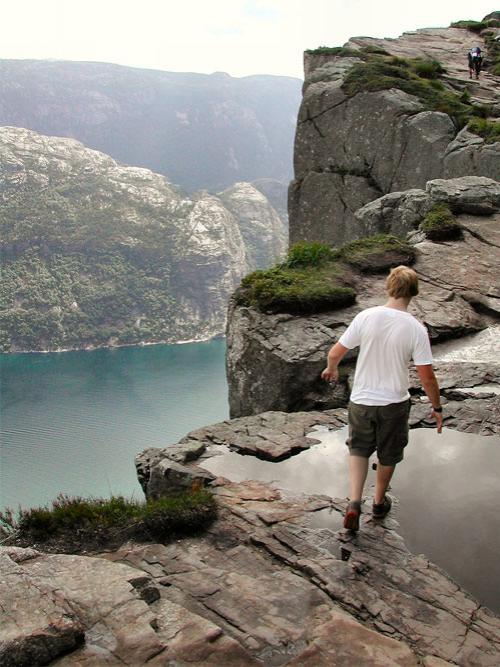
[
  {"xmin": 0, "ymin": 59, "xmax": 302, "ymax": 191},
  {"xmin": 0, "ymin": 126, "xmax": 287, "ymax": 353}
]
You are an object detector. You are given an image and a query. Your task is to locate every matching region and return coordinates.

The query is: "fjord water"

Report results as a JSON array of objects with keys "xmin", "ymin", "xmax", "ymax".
[{"xmin": 0, "ymin": 339, "xmax": 228, "ymax": 511}]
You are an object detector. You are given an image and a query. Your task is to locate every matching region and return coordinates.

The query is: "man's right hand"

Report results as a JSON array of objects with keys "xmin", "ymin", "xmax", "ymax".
[
  {"xmin": 321, "ymin": 367, "xmax": 339, "ymax": 383},
  {"xmin": 430, "ymin": 409, "xmax": 443, "ymax": 434}
]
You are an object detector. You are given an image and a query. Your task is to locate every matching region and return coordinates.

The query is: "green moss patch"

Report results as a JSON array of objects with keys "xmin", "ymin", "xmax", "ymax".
[
  {"xmin": 467, "ymin": 117, "xmax": 500, "ymax": 143},
  {"xmin": 235, "ymin": 236, "xmax": 416, "ymax": 314},
  {"xmin": 420, "ymin": 205, "xmax": 463, "ymax": 241},
  {"xmin": 451, "ymin": 19, "xmax": 500, "ymax": 31},
  {"xmin": 305, "ymin": 46, "xmax": 361, "ymax": 57},
  {"xmin": 342, "ymin": 56, "xmax": 473, "ymax": 127},
  {"xmin": 236, "ymin": 265, "xmax": 356, "ymax": 314},
  {"xmin": 338, "ymin": 235, "xmax": 416, "ymax": 272},
  {"xmin": 0, "ymin": 490, "xmax": 217, "ymax": 553}
]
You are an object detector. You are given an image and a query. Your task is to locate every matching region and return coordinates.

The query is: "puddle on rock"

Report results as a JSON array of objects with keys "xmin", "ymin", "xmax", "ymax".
[
  {"xmin": 204, "ymin": 426, "xmax": 500, "ymax": 614},
  {"xmin": 433, "ymin": 325, "xmax": 500, "ymax": 363},
  {"xmin": 453, "ymin": 383, "xmax": 500, "ymax": 396}
]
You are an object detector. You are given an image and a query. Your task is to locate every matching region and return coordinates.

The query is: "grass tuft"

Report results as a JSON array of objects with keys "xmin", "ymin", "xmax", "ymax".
[
  {"xmin": 305, "ymin": 46, "xmax": 361, "ymax": 57},
  {"xmin": 342, "ymin": 55, "xmax": 471, "ymax": 127},
  {"xmin": 235, "ymin": 236, "xmax": 416, "ymax": 314},
  {"xmin": 0, "ymin": 490, "xmax": 217, "ymax": 548},
  {"xmin": 451, "ymin": 20, "xmax": 488, "ymax": 32},
  {"xmin": 451, "ymin": 19, "xmax": 500, "ymax": 31},
  {"xmin": 467, "ymin": 117, "xmax": 500, "ymax": 143},
  {"xmin": 420, "ymin": 205, "xmax": 463, "ymax": 241},
  {"xmin": 236, "ymin": 266, "xmax": 356, "ymax": 314},
  {"xmin": 285, "ymin": 241, "xmax": 337, "ymax": 268}
]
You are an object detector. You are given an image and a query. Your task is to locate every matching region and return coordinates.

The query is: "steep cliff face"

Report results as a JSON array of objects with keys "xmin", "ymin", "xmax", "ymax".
[
  {"xmin": 0, "ymin": 127, "xmax": 285, "ymax": 352},
  {"xmin": 0, "ymin": 60, "xmax": 301, "ymax": 192},
  {"xmin": 227, "ymin": 177, "xmax": 500, "ymax": 417},
  {"xmin": 219, "ymin": 182, "xmax": 287, "ymax": 270},
  {"xmin": 290, "ymin": 24, "xmax": 500, "ymax": 246}
]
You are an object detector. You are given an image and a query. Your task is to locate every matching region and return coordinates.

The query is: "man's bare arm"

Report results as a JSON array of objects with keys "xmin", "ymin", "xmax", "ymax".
[
  {"xmin": 321, "ymin": 342, "xmax": 349, "ymax": 383},
  {"xmin": 416, "ymin": 364, "xmax": 443, "ymax": 433}
]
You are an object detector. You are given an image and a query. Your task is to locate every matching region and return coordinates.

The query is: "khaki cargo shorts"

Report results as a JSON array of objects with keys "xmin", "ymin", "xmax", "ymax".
[{"xmin": 347, "ymin": 399, "xmax": 411, "ymax": 466}]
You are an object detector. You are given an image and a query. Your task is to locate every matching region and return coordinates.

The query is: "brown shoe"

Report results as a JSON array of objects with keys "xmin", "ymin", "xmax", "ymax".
[
  {"xmin": 344, "ymin": 501, "xmax": 361, "ymax": 531},
  {"xmin": 372, "ymin": 495, "xmax": 392, "ymax": 519}
]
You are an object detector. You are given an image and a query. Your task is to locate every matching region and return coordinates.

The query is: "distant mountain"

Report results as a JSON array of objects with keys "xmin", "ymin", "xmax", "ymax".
[
  {"xmin": 0, "ymin": 127, "xmax": 287, "ymax": 352},
  {"xmin": 0, "ymin": 60, "xmax": 302, "ymax": 192}
]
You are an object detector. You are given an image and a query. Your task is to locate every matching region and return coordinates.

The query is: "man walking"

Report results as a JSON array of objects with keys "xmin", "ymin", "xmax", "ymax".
[{"xmin": 321, "ymin": 265, "xmax": 443, "ymax": 531}]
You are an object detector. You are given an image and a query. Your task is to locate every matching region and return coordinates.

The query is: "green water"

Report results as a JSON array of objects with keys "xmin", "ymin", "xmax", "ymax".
[{"xmin": 0, "ymin": 339, "xmax": 228, "ymax": 511}]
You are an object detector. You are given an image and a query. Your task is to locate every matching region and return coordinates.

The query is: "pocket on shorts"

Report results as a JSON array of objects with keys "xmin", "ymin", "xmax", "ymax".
[{"xmin": 378, "ymin": 400, "xmax": 410, "ymax": 421}]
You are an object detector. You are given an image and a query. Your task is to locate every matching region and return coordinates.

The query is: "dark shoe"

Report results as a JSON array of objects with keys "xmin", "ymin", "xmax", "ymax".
[
  {"xmin": 372, "ymin": 495, "xmax": 392, "ymax": 519},
  {"xmin": 344, "ymin": 501, "xmax": 361, "ymax": 531}
]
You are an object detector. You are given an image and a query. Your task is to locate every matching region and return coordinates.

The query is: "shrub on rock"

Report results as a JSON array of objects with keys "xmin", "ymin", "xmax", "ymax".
[
  {"xmin": 468, "ymin": 117, "xmax": 500, "ymax": 143},
  {"xmin": 420, "ymin": 205, "xmax": 463, "ymax": 241},
  {"xmin": 0, "ymin": 491, "xmax": 217, "ymax": 551},
  {"xmin": 235, "ymin": 235, "xmax": 416, "ymax": 314}
]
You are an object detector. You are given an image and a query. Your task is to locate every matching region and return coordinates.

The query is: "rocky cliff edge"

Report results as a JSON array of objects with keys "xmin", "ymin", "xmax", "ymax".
[{"xmin": 289, "ymin": 22, "xmax": 500, "ymax": 247}]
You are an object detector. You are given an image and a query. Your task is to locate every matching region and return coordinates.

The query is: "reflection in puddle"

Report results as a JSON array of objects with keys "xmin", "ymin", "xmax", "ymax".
[
  {"xmin": 433, "ymin": 325, "xmax": 500, "ymax": 363},
  {"xmin": 205, "ymin": 427, "xmax": 352, "ymax": 498},
  {"xmin": 453, "ymin": 383, "xmax": 500, "ymax": 396},
  {"xmin": 204, "ymin": 427, "xmax": 500, "ymax": 613}
]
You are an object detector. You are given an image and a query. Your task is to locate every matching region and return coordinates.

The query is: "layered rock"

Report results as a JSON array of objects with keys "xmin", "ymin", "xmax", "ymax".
[
  {"xmin": 228, "ymin": 176, "xmax": 500, "ymax": 417},
  {"xmin": 218, "ymin": 182, "xmax": 287, "ymax": 270},
  {"xmin": 290, "ymin": 26, "xmax": 500, "ymax": 246},
  {"xmin": 5, "ymin": 424, "xmax": 500, "ymax": 665},
  {"xmin": 0, "ymin": 127, "xmax": 286, "ymax": 352}
]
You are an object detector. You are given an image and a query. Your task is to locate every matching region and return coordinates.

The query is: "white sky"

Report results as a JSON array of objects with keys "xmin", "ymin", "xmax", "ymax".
[{"xmin": 1, "ymin": 1, "xmax": 496, "ymax": 78}]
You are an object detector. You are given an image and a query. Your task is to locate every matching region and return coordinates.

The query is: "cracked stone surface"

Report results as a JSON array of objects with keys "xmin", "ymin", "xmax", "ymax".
[
  {"xmin": 4, "ymin": 407, "xmax": 500, "ymax": 665},
  {"xmin": 291, "ymin": 25, "xmax": 500, "ymax": 246},
  {"xmin": 0, "ymin": 545, "xmax": 258, "ymax": 666},
  {"xmin": 228, "ymin": 186, "xmax": 500, "ymax": 418},
  {"xmin": 136, "ymin": 409, "xmax": 350, "ymax": 497},
  {"xmin": 19, "ymin": 474, "xmax": 493, "ymax": 666}
]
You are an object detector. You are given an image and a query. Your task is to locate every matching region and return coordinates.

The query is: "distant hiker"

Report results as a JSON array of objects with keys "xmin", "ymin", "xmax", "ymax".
[
  {"xmin": 321, "ymin": 265, "xmax": 443, "ymax": 532},
  {"xmin": 468, "ymin": 46, "xmax": 483, "ymax": 79}
]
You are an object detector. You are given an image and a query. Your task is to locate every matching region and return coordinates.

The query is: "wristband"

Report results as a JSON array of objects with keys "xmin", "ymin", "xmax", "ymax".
[{"xmin": 432, "ymin": 406, "xmax": 443, "ymax": 413}]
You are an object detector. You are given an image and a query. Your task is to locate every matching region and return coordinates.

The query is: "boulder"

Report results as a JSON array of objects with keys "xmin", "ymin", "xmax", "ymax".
[
  {"xmin": 228, "ymin": 177, "xmax": 500, "ymax": 417},
  {"xmin": 146, "ymin": 460, "xmax": 216, "ymax": 500},
  {"xmin": 354, "ymin": 176, "xmax": 500, "ymax": 239}
]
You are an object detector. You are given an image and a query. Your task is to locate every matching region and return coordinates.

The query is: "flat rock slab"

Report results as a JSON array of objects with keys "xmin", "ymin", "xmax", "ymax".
[
  {"xmin": 136, "ymin": 410, "xmax": 349, "ymax": 496},
  {"xmin": 3, "ymin": 476, "xmax": 500, "ymax": 665},
  {"xmin": 0, "ymin": 550, "xmax": 84, "ymax": 666},
  {"xmin": 104, "ymin": 477, "xmax": 500, "ymax": 666},
  {"xmin": 0, "ymin": 545, "xmax": 257, "ymax": 666},
  {"xmin": 408, "ymin": 362, "xmax": 500, "ymax": 435}
]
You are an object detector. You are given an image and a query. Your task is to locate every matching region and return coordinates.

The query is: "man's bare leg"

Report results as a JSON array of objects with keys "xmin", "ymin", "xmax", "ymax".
[
  {"xmin": 348, "ymin": 455, "xmax": 369, "ymax": 502},
  {"xmin": 374, "ymin": 463, "xmax": 395, "ymax": 504}
]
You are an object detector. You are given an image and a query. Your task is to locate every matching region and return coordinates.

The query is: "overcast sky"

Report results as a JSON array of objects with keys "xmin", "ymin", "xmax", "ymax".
[{"xmin": 1, "ymin": 1, "xmax": 496, "ymax": 78}]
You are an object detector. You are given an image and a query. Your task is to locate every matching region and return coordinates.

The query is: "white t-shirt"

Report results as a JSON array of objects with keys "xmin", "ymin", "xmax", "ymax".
[{"xmin": 339, "ymin": 306, "xmax": 433, "ymax": 406}]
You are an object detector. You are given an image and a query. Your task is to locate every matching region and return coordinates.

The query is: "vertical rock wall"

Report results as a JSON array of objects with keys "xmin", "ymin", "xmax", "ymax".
[{"xmin": 290, "ymin": 28, "xmax": 500, "ymax": 246}]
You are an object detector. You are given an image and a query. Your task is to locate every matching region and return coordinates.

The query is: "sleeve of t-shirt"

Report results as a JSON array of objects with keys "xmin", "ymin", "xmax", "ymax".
[
  {"xmin": 338, "ymin": 314, "xmax": 361, "ymax": 349},
  {"xmin": 412, "ymin": 325, "xmax": 433, "ymax": 365}
]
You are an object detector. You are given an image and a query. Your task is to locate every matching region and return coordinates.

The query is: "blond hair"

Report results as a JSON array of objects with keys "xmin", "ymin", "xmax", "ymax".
[{"xmin": 385, "ymin": 265, "xmax": 419, "ymax": 299}]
